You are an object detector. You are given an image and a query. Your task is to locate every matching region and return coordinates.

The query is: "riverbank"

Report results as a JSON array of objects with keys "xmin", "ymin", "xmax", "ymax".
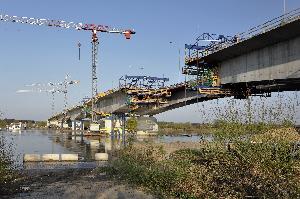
[
  {"xmin": 157, "ymin": 120, "xmax": 297, "ymax": 136},
  {"xmin": 106, "ymin": 126, "xmax": 300, "ymax": 198},
  {"xmin": 4, "ymin": 168, "xmax": 154, "ymax": 199},
  {"xmin": 0, "ymin": 130, "xmax": 155, "ymax": 198},
  {"xmin": 157, "ymin": 121, "xmax": 213, "ymax": 135},
  {"xmin": 2, "ymin": 122, "xmax": 300, "ymax": 198}
]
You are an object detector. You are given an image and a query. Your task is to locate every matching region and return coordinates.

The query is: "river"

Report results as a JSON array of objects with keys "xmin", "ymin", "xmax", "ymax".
[{"xmin": 0, "ymin": 129, "xmax": 213, "ymax": 169}]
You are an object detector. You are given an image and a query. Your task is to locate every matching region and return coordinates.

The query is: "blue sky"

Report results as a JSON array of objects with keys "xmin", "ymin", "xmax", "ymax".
[{"xmin": 0, "ymin": 0, "xmax": 300, "ymax": 121}]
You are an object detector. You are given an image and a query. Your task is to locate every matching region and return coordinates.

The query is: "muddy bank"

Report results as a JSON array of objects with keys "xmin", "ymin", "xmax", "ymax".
[
  {"xmin": 134, "ymin": 141, "xmax": 206, "ymax": 155},
  {"xmin": 4, "ymin": 168, "xmax": 155, "ymax": 199}
]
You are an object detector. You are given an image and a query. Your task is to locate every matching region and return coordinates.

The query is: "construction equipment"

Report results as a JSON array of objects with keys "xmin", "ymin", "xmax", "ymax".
[
  {"xmin": 181, "ymin": 33, "xmax": 237, "ymax": 97},
  {"xmin": 119, "ymin": 75, "xmax": 171, "ymax": 111},
  {"xmin": 60, "ymin": 75, "xmax": 80, "ymax": 111},
  {"xmin": 0, "ymin": 13, "xmax": 135, "ymax": 122},
  {"xmin": 17, "ymin": 87, "xmax": 63, "ymax": 114},
  {"xmin": 17, "ymin": 75, "xmax": 79, "ymax": 114},
  {"xmin": 182, "ymin": 33, "xmax": 231, "ymax": 93},
  {"xmin": 119, "ymin": 75, "xmax": 169, "ymax": 89},
  {"xmin": 78, "ymin": 42, "xmax": 81, "ymax": 60},
  {"xmin": 184, "ymin": 33, "xmax": 239, "ymax": 64}
]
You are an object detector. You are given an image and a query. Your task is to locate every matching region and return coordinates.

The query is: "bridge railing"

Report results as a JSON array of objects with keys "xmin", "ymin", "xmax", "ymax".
[
  {"xmin": 238, "ymin": 7, "xmax": 300, "ymax": 41},
  {"xmin": 186, "ymin": 8, "xmax": 300, "ymax": 64}
]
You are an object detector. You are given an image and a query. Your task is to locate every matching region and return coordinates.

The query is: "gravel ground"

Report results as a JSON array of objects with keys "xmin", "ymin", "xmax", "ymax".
[{"xmin": 4, "ymin": 168, "xmax": 155, "ymax": 199}]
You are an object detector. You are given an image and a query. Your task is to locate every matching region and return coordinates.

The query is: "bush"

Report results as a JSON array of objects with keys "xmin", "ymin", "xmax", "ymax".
[
  {"xmin": 0, "ymin": 134, "xmax": 19, "ymax": 195},
  {"xmin": 212, "ymin": 120, "xmax": 293, "ymax": 140},
  {"xmin": 126, "ymin": 117, "xmax": 138, "ymax": 133},
  {"xmin": 108, "ymin": 139, "xmax": 300, "ymax": 198}
]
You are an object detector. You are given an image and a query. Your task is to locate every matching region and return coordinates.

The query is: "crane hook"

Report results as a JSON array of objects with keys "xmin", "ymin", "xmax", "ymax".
[{"xmin": 78, "ymin": 42, "xmax": 81, "ymax": 60}]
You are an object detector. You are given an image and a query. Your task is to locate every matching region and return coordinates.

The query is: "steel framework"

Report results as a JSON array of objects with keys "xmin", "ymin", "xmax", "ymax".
[
  {"xmin": 119, "ymin": 75, "xmax": 169, "ymax": 89},
  {"xmin": 182, "ymin": 33, "xmax": 232, "ymax": 93},
  {"xmin": 17, "ymin": 75, "xmax": 79, "ymax": 114},
  {"xmin": 91, "ymin": 31, "xmax": 99, "ymax": 122},
  {"xmin": 119, "ymin": 75, "xmax": 171, "ymax": 111}
]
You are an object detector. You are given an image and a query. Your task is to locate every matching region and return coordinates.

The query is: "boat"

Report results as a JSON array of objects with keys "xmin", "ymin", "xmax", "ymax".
[{"xmin": 8, "ymin": 122, "xmax": 24, "ymax": 131}]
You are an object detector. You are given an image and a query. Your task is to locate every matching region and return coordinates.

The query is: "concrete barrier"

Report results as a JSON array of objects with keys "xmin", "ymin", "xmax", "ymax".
[
  {"xmin": 61, "ymin": 154, "xmax": 79, "ymax": 161},
  {"xmin": 95, "ymin": 153, "xmax": 108, "ymax": 161},
  {"xmin": 42, "ymin": 154, "xmax": 60, "ymax": 161},
  {"xmin": 23, "ymin": 154, "xmax": 41, "ymax": 162}
]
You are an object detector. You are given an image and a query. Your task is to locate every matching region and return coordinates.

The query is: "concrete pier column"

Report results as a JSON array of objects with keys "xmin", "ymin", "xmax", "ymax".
[
  {"xmin": 111, "ymin": 114, "xmax": 123, "ymax": 137},
  {"xmin": 80, "ymin": 130, "xmax": 84, "ymax": 143},
  {"xmin": 80, "ymin": 121, "xmax": 84, "ymax": 131},
  {"xmin": 121, "ymin": 114, "xmax": 126, "ymax": 146},
  {"xmin": 72, "ymin": 120, "xmax": 76, "ymax": 132},
  {"xmin": 110, "ymin": 114, "xmax": 115, "ymax": 137}
]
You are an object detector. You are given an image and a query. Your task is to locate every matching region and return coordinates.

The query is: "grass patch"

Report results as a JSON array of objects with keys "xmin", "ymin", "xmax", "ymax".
[{"xmin": 106, "ymin": 126, "xmax": 300, "ymax": 198}]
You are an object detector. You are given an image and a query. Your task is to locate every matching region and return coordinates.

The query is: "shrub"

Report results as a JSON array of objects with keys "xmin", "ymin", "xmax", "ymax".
[
  {"xmin": 108, "ymin": 140, "xmax": 300, "ymax": 198},
  {"xmin": 0, "ymin": 134, "xmax": 19, "ymax": 195}
]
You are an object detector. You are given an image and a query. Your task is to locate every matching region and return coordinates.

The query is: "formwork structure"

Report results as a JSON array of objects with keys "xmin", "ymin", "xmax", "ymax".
[
  {"xmin": 183, "ymin": 33, "xmax": 233, "ymax": 95},
  {"xmin": 119, "ymin": 75, "xmax": 171, "ymax": 111},
  {"xmin": 184, "ymin": 8, "xmax": 300, "ymax": 98}
]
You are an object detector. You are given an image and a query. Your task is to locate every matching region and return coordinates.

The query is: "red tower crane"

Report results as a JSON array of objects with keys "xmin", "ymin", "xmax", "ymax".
[{"xmin": 0, "ymin": 14, "xmax": 135, "ymax": 122}]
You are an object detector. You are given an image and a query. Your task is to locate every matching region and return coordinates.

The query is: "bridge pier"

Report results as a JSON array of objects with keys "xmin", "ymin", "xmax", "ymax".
[
  {"xmin": 47, "ymin": 120, "xmax": 60, "ymax": 128},
  {"xmin": 108, "ymin": 114, "xmax": 126, "ymax": 138},
  {"xmin": 72, "ymin": 120, "xmax": 84, "ymax": 131}
]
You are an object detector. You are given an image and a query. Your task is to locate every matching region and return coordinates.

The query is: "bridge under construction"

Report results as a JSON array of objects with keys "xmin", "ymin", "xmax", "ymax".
[{"xmin": 47, "ymin": 8, "xmax": 300, "ymax": 134}]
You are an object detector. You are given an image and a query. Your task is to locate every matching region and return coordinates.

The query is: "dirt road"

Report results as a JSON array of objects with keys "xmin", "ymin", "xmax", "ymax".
[{"xmin": 7, "ymin": 168, "xmax": 155, "ymax": 199}]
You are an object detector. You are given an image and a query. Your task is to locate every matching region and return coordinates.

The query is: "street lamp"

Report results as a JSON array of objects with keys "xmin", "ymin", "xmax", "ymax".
[
  {"xmin": 169, "ymin": 41, "xmax": 182, "ymax": 83},
  {"xmin": 169, "ymin": 41, "xmax": 187, "ymax": 106},
  {"xmin": 284, "ymin": 0, "xmax": 286, "ymax": 15}
]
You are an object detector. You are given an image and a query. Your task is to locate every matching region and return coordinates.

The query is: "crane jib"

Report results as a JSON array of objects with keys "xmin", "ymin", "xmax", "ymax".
[{"xmin": 0, "ymin": 14, "xmax": 135, "ymax": 34}]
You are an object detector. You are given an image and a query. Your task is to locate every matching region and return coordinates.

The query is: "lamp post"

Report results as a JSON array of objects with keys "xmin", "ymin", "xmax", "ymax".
[
  {"xmin": 284, "ymin": 0, "xmax": 286, "ymax": 15},
  {"xmin": 169, "ymin": 41, "xmax": 182, "ymax": 83}
]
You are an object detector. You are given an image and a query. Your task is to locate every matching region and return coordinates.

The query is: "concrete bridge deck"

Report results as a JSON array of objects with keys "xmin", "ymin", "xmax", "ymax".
[{"xmin": 49, "ymin": 10, "xmax": 300, "ymax": 128}]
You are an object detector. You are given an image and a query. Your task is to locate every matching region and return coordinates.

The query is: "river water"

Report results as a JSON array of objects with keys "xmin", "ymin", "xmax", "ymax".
[{"xmin": 0, "ymin": 129, "xmax": 212, "ymax": 169}]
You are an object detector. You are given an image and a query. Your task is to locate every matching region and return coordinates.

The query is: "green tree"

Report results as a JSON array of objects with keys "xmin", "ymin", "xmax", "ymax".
[
  {"xmin": 0, "ymin": 120, "xmax": 8, "ymax": 128},
  {"xmin": 126, "ymin": 117, "xmax": 137, "ymax": 133}
]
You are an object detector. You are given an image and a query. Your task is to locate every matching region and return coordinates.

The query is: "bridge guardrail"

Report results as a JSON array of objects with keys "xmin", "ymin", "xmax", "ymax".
[{"xmin": 186, "ymin": 8, "xmax": 300, "ymax": 63}]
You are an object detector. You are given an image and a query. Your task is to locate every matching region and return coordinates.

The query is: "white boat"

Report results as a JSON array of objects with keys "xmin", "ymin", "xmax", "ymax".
[{"xmin": 8, "ymin": 122, "xmax": 23, "ymax": 131}]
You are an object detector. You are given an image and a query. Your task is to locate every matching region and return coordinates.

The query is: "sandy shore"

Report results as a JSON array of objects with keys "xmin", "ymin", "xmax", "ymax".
[{"xmin": 6, "ymin": 168, "xmax": 155, "ymax": 199}]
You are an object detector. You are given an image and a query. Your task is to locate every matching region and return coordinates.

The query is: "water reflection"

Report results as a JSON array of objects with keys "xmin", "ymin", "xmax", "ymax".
[{"xmin": 1, "ymin": 130, "xmax": 211, "ymax": 169}]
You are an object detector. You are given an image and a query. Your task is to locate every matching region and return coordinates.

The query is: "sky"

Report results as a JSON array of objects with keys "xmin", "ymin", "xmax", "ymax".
[{"xmin": 0, "ymin": 0, "xmax": 300, "ymax": 122}]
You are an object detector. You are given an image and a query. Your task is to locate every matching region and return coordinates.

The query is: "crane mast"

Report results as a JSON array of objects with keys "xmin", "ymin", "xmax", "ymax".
[
  {"xmin": 91, "ymin": 30, "xmax": 99, "ymax": 122},
  {"xmin": 1, "ymin": 13, "xmax": 135, "ymax": 122}
]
